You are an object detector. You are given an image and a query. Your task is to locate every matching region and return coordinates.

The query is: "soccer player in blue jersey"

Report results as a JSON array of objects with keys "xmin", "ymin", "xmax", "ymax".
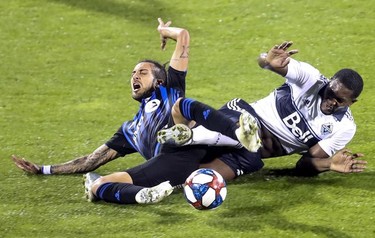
[{"xmin": 11, "ymin": 18, "xmax": 190, "ymax": 175}]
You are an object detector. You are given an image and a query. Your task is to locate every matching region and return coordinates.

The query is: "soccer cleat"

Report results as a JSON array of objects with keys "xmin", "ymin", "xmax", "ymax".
[
  {"xmin": 235, "ymin": 111, "xmax": 262, "ymax": 152},
  {"xmin": 157, "ymin": 124, "xmax": 192, "ymax": 146},
  {"xmin": 83, "ymin": 172, "xmax": 101, "ymax": 202},
  {"xmin": 135, "ymin": 181, "xmax": 174, "ymax": 204}
]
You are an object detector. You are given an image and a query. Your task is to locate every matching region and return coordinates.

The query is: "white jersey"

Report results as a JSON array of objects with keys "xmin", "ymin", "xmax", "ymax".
[{"xmin": 251, "ymin": 59, "xmax": 356, "ymax": 156}]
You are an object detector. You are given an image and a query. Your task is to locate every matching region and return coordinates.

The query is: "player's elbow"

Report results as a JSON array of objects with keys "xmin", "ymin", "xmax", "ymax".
[
  {"xmin": 177, "ymin": 29, "xmax": 190, "ymax": 44},
  {"xmin": 294, "ymin": 156, "xmax": 321, "ymax": 177}
]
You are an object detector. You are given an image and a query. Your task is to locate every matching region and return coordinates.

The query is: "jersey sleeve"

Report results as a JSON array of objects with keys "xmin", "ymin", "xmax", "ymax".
[
  {"xmin": 165, "ymin": 66, "xmax": 186, "ymax": 96},
  {"xmin": 105, "ymin": 126, "xmax": 138, "ymax": 156},
  {"xmin": 285, "ymin": 59, "xmax": 321, "ymax": 88},
  {"xmin": 318, "ymin": 124, "xmax": 356, "ymax": 156}
]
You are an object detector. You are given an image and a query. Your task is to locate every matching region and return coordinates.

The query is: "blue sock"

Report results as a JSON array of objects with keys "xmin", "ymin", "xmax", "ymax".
[
  {"xmin": 96, "ymin": 182, "xmax": 144, "ymax": 204},
  {"xmin": 179, "ymin": 98, "xmax": 238, "ymax": 140}
]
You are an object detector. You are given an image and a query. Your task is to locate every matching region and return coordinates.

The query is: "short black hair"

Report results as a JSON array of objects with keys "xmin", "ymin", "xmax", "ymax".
[
  {"xmin": 139, "ymin": 59, "xmax": 167, "ymax": 86},
  {"xmin": 332, "ymin": 68, "xmax": 363, "ymax": 99}
]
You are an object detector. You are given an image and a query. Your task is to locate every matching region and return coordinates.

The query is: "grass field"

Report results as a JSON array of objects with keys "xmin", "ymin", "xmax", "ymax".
[{"xmin": 1, "ymin": 0, "xmax": 374, "ymax": 237}]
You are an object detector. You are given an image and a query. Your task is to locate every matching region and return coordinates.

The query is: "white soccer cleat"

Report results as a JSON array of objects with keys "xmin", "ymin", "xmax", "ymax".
[
  {"xmin": 83, "ymin": 172, "xmax": 101, "ymax": 202},
  {"xmin": 135, "ymin": 181, "xmax": 174, "ymax": 204},
  {"xmin": 157, "ymin": 124, "xmax": 192, "ymax": 146},
  {"xmin": 235, "ymin": 111, "xmax": 262, "ymax": 152}
]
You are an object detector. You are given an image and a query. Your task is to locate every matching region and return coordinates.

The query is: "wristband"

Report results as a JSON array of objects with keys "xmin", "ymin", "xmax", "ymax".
[
  {"xmin": 259, "ymin": 53, "xmax": 271, "ymax": 69},
  {"xmin": 41, "ymin": 165, "xmax": 52, "ymax": 175}
]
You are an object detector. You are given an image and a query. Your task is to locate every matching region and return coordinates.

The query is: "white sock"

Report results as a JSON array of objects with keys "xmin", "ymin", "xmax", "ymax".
[{"xmin": 189, "ymin": 126, "xmax": 242, "ymax": 148}]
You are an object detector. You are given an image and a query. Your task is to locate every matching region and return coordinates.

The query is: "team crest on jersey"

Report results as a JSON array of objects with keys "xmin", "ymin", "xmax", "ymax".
[
  {"xmin": 321, "ymin": 123, "xmax": 333, "ymax": 135},
  {"xmin": 145, "ymin": 99, "xmax": 161, "ymax": 113}
]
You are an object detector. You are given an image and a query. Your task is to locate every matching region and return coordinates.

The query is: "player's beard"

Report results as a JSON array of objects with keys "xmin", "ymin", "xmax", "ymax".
[{"xmin": 132, "ymin": 87, "xmax": 154, "ymax": 102}]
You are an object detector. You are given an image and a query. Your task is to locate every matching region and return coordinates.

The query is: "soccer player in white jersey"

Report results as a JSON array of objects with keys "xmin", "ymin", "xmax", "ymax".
[{"xmin": 158, "ymin": 41, "xmax": 367, "ymax": 178}]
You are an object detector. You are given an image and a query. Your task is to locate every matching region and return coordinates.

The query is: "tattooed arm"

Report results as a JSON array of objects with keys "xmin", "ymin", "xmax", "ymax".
[
  {"xmin": 11, "ymin": 144, "xmax": 122, "ymax": 175},
  {"xmin": 157, "ymin": 18, "xmax": 190, "ymax": 72}
]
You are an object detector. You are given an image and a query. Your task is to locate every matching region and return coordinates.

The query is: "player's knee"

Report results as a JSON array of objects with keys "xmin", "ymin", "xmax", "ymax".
[
  {"xmin": 92, "ymin": 172, "xmax": 133, "ymax": 194},
  {"xmin": 172, "ymin": 98, "xmax": 183, "ymax": 115},
  {"xmin": 99, "ymin": 172, "xmax": 133, "ymax": 185},
  {"xmin": 172, "ymin": 98, "xmax": 186, "ymax": 123}
]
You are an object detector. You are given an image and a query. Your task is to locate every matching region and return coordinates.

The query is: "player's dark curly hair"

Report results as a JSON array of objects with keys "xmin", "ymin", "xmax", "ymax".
[
  {"xmin": 139, "ymin": 59, "xmax": 167, "ymax": 87},
  {"xmin": 332, "ymin": 68, "xmax": 363, "ymax": 99}
]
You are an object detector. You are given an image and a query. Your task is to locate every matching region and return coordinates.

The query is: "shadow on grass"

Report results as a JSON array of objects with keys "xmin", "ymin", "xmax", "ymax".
[
  {"xmin": 47, "ymin": 0, "xmax": 180, "ymax": 24},
  {"xmin": 13, "ymin": 163, "xmax": 372, "ymax": 237},
  {"xmin": 231, "ymin": 168, "xmax": 375, "ymax": 190},
  {"xmin": 207, "ymin": 168, "xmax": 375, "ymax": 237},
  {"xmin": 215, "ymin": 204, "xmax": 353, "ymax": 238}
]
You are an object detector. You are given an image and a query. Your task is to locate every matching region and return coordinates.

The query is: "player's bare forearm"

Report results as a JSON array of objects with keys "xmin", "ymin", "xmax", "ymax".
[
  {"xmin": 50, "ymin": 144, "xmax": 121, "ymax": 174},
  {"xmin": 168, "ymin": 29, "xmax": 189, "ymax": 71},
  {"xmin": 295, "ymin": 155, "xmax": 330, "ymax": 176},
  {"xmin": 295, "ymin": 148, "xmax": 367, "ymax": 176}
]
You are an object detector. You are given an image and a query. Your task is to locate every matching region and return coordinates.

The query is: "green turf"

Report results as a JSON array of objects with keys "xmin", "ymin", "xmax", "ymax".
[{"xmin": 1, "ymin": 0, "xmax": 374, "ymax": 237}]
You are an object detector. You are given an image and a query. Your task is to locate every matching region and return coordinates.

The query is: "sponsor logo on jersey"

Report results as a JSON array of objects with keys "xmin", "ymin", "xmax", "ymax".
[
  {"xmin": 276, "ymin": 84, "xmax": 320, "ymax": 147},
  {"xmin": 283, "ymin": 112, "xmax": 315, "ymax": 143},
  {"xmin": 145, "ymin": 99, "xmax": 161, "ymax": 113}
]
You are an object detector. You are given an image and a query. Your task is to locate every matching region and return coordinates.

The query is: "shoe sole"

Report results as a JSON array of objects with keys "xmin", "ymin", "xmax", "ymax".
[
  {"xmin": 157, "ymin": 124, "xmax": 192, "ymax": 145},
  {"xmin": 83, "ymin": 173, "xmax": 99, "ymax": 202},
  {"xmin": 236, "ymin": 112, "xmax": 262, "ymax": 152},
  {"xmin": 136, "ymin": 181, "xmax": 174, "ymax": 204}
]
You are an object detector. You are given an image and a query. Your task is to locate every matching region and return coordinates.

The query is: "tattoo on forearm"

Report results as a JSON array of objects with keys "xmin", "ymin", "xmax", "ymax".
[
  {"xmin": 51, "ymin": 145, "xmax": 120, "ymax": 174},
  {"xmin": 180, "ymin": 45, "xmax": 189, "ymax": 58}
]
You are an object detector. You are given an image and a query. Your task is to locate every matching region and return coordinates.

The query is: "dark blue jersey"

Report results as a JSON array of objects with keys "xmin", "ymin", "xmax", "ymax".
[{"xmin": 121, "ymin": 67, "xmax": 186, "ymax": 160}]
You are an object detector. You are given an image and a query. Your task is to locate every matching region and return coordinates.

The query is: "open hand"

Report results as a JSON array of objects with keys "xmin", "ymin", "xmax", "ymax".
[
  {"xmin": 266, "ymin": 41, "xmax": 299, "ymax": 68},
  {"xmin": 330, "ymin": 148, "xmax": 367, "ymax": 173},
  {"xmin": 11, "ymin": 155, "xmax": 41, "ymax": 174},
  {"xmin": 157, "ymin": 17, "xmax": 172, "ymax": 50}
]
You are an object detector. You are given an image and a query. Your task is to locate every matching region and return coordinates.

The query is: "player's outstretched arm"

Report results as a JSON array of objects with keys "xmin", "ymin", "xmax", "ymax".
[
  {"xmin": 11, "ymin": 144, "xmax": 121, "ymax": 175},
  {"xmin": 157, "ymin": 17, "xmax": 190, "ymax": 72},
  {"xmin": 329, "ymin": 148, "xmax": 366, "ymax": 173},
  {"xmin": 295, "ymin": 148, "xmax": 367, "ymax": 176},
  {"xmin": 12, "ymin": 155, "xmax": 41, "ymax": 174},
  {"xmin": 258, "ymin": 41, "xmax": 299, "ymax": 77}
]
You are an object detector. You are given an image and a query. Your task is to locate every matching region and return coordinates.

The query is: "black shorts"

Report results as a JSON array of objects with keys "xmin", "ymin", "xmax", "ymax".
[
  {"xmin": 126, "ymin": 144, "xmax": 263, "ymax": 187},
  {"xmin": 125, "ymin": 145, "xmax": 210, "ymax": 187},
  {"xmin": 218, "ymin": 148, "xmax": 263, "ymax": 177}
]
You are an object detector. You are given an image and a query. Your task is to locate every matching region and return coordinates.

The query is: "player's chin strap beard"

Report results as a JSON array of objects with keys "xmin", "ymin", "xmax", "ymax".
[
  {"xmin": 140, "ymin": 89, "xmax": 154, "ymax": 102},
  {"xmin": 133, "ymin": 87, "xmax": 154, "ymax": 102},
  {"xmin": 136, "ymin": 78, "xmax": 162, "ymax": 102}
]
